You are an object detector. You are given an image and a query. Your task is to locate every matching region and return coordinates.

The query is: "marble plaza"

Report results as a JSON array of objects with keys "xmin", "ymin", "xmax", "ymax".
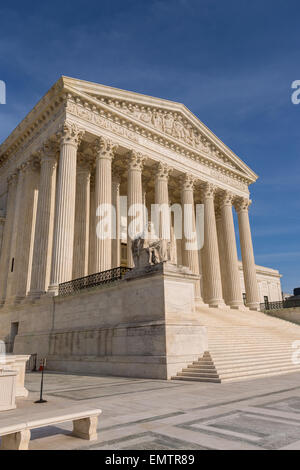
[
  {"xmin": 0, "ymin": 77, "xmax": 298, "ymax": 382},
  {"xmin": 7, "ymin": 370, "xmax": 300, "ymax": 450}
]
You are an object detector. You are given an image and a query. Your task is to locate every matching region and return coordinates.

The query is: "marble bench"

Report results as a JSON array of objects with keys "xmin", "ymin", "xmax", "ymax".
[{"xmin": 0, "ymin": 406, "xmax": 102, "ymax": 450}]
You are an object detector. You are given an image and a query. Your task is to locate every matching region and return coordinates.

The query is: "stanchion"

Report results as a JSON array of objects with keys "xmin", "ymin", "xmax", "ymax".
[{"xmin": 34, "ymin": 358, "xmax": 47, "ymax": 404}]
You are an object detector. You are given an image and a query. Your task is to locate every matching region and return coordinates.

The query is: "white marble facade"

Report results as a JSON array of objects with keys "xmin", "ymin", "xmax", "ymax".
[{"xmin": 0, "ymin": 76, "xmax": 282, "ymax": 311}]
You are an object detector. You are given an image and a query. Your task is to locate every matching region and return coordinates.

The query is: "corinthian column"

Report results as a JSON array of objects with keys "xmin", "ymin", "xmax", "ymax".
[
  {"xmin": 202, "ymin": 183, "xmax": 226, "ymax": 308},
  {"xmin": 181, "ymin": 175, "xmax": 203, "ymax": 303},
  {"xmin": 29, "ymin": 144, "xmax": 57, "ymax": 298},
  {"xmin": 0, "ymin": 172, "xmax": 18, "ymax": 304},
  {"xmin": 14, "ymin": 158, "xmax": 40, "ymax": 301},
  {"xmin": 127, "ymin": 151, "xmax": 144, "ymax": 267},
  {"xmin": 235, "ymin": 197, "xmax": 260, "ymax": 310},
  {"xmin": 94, "ymin": 137, "xmax": 116, "ymax": 272},
  {"xmin": 88, "ymin": 174, "xmax": 96, "ymax": 274},
  {"xmin": 220, "ymin": 191, "xmax": 244, "ymax": 309},
  {"xmin": 72, "ymin": 154, "xmax": 91, "ymax": 279},
  {"xmin": 154, "ymin": 162, "xmax": 170, "ymax": 242},
  {"xmin": 112, "ymin": 171, "xmax": 121, "ymax": 268},
  {"xmin": 48, "ymin": 122, "xmax": 84, "ymax": 293}
]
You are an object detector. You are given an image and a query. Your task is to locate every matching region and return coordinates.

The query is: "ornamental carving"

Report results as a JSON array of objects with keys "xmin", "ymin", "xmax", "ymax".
[
  {"xmin": 92, "ymin": 136, "xmax": 117, "ymax": 160},
  {"xmin": 58, "ymin": 121, "xmax": 84, "ymax": 147},
  {"xmin": 181, "ymin": 174, "xmax": 195, "ymax": 191},
  {"xmin": 91, "ymin": 96, "xmax": 237, "ymax": 168},
  {"xmin": 155, "ymin": 162, "xmax": 171, "ymax": 180},
  {"xmin": 127, "ymin": 150, "xmax": 145, "ymax": 171},
  {"xmin": 202, "ymin": 182, "xmax": 217, "ymax": 198},
  {"xmin": 234, "ymin": 197, "xmax": 252, "ymax": 213}
]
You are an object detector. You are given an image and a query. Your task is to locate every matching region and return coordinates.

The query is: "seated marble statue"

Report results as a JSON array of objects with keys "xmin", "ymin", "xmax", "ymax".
[{"xmin": 132, "ymin": 222, "xmax": 176, "ymax": 268}]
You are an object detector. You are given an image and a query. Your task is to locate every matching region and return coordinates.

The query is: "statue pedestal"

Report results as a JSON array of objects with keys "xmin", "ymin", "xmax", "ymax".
[{"xmin": 120, "ymin": 261, "xmax": 208, "ymax": 379}]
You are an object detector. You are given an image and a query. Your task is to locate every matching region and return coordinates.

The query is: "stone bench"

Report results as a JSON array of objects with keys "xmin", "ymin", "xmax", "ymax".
[{"xmin": 0, "ymin": 406, "xmax": 102, "ymax": 450}]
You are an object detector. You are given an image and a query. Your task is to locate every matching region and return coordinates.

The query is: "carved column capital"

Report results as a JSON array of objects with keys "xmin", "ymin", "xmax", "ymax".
[
  {"xmin": 201, "ymin": 182, "xmax": 217, "ymax": 198},
  {"xmin": 57, "ymin": 121, "xmax": 84, "ymax": 148},
  {"xmin": 234, "ymin": 197, "xmax": 252, "ymax": 213},
  {"xmin": 19, "ymin": 156, "xmax": 40, "ymax": 174},
  {"xmin": 7, "ymin": 171, "xmax": 18, "ymax": 186},
  {"xmin": 112, "ymin": 167, "xmax": 123, "ymax": 184},
  {"xmin": 127, "ymin": 150, "xmax": 145, "ymax": 171},
  {"xmin": 77, "ymin": 151, "xmax": 93, "ymax": 172},
  {"xmin": 220, "ymin": 190, "xmax": 235, "ymax": 207},
  {"xmin": 181, "ymin": 173, "xmax": 195, "ymax": 191},
  {"xmin": 155, "ymin": 162, "xmax": 171, "ymax": 180},
  {"xmin": 93, "ymin": 136, "xmax": 117, "ymax": 161}
]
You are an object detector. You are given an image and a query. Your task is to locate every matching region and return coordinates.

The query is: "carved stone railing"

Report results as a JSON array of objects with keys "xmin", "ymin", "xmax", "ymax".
[{"xmin": 58, "ymin": 267, "xmax": 132, "ymax": 297}]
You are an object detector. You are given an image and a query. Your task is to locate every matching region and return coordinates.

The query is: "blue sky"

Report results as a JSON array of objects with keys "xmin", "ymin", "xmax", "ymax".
[{"xmin": 0, "ymin": 0, "xmax": 299, "ymax": 293}]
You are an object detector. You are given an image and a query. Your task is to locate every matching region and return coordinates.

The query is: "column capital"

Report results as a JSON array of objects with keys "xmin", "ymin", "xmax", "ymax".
[
  {"xmin": 127, "ymin": 150, "xmax": 145, "ymax": 171},
  {"xmin": 155, "ymin": 162, "xmax": 171, "ymax": 180},
  {"xmin": 219, "ymin": 190, "xmax": 235, "ymax": 207},
  {"xmin": 215, "ymin": 206, "xmax": 222, "ymax": 219},
  {"xmin": 201, "ymin": 182, "xmax": 217, "ymax": 198},
  {"xmin": 112, "ymin": 167, "xmax": 123, "ymax": 185},
  {"xmin": 57, "ymin": 121, "xmax": 84, "ymax": 148},
  {"xmin": 19, "ymin": 156, "xmax": 40, "ymax": 174},
  {"xmin": 181, "ymin": 173, "xmax": 195, "ymax": 191},
  {"xmin": 41, "ymin": 140, "xmax": 59, "ymax": 162},
  {"xmin": 93, "ymin": 136, "xmax": 117, "ymax": 161},
  {"xmin": 234, "ymin": 197, "xmax": 252, "ymax": 213},
  {"xmin": 7, "ymin": 171, "xmax": 18, "ymax": 187},
  {"xmin": 77, "ymin": 151, "xmax": 93, "ymax": 173}
]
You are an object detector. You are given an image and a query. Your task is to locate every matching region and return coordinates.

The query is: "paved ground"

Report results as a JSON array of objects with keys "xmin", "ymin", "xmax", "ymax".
[{"xmin": 5, "ymin": 371, "xmax": 300, "ymax": 450}]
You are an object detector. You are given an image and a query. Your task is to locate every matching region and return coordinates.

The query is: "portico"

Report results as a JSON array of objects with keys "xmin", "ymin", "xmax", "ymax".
[{"xmin": 0, "ymin": 77, "xmax": 261, "ymax": 310}]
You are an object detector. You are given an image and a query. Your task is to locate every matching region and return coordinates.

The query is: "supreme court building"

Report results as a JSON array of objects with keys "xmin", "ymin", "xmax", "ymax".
[{"xmin": 0, "ymin": 77, "xmax": 289, "ymax": 382}]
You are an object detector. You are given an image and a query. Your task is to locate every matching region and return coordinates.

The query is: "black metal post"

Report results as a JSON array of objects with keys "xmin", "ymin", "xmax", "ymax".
[{"xmin": 34, "ymin": 358, "xmax": 47, "ymax": 404}]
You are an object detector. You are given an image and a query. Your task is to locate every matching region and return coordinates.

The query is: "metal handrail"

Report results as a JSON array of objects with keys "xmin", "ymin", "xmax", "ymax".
[
  {"xmin": 260, "ymin": 298, "xmax": 300, "ymax": 311},
  {"xmin": 58, "ymin": 266, "xmax": 132, "ymax": 297}
]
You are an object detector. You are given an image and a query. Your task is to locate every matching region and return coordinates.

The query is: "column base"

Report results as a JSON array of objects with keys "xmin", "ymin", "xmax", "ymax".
[
  {"xmin": 47, "ymin": 284, "xmax": 59, "ymax": 296},
  {"xmin": 26, "ymin": 290, "xmax": 46, "ymax": 301},
  {"xmin": 195, "ymin": 297, "xmax": 209, "ymax": 308},
  {"xmin": 246, "ymin": 302, "xmax": 260, "ymax": 311},
  {"xmin": 229, "ymin": 304, "xmax": 249, "ymax": 311},
  {"xmin": 208, "ymin": 300, "xmax": 230, "ymax": 309}
]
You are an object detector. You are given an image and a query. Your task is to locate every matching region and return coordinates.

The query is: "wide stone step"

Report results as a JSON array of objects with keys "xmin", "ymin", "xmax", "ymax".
[
  {"xmin": 173, "ymin": 365, "xmax": 300, "ymax": 383},
  {"xmin": 187, "ymin": 361, "xmax": 300, "ymax": 374},
  {"xmin": 208, "ymin": 350, "xmax": 295, "ymax": 359},
  {"xmin": 171, "ymin": 376, "xmax": 222, "ymax": 383}
]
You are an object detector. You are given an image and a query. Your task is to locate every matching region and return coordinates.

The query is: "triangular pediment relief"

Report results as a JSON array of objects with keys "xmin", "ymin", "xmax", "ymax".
[{"xmin": 62, "ymin": 77, "xmax": 257, "ymax": 182}]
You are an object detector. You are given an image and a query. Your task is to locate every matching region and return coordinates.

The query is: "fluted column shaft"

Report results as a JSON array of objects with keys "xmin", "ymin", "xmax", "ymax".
[
  {"xmin": 88, "ymin": 176, "xmax": 96, "ymax": 274},
  {"xmin": 72, "ymin": 158, "xmax": 91, "ymax": 278},
  {"xmin": 15, "ymin": 160, "xmax": 40, "ymax": 300},
  {"xmin": 94, "ymin": 137, "xmax": 115, "ymax": 272},
  {"xmin": 181, "ymin": 175, "xmax": 199, "ymax": 274},
  {"xmin": 215, "ymin": 209, "xmax": 229, "ymax": 304},
  {"xmin": 112, "ymin": 174, "xmax": 121, "ymax": 268},
  {"xmin": 29, "ymin": 149, "xmax": 57, "ymax": 298},
  {"xmin": 202, "ymin": 183, "xmax": 225, "ymax": 307},
  {"xmin": 0, "ymin": 173, "xmax": 18, "ymax": 304},
  {"xmin": 236, "ymin": 198, "xmax": 260, "ymax": 310},
  {"xmin": 127, "ymin": 151, "xmax": 144, "ymax": 267},
  {"xmin": 154, "ymin": 163, "xmax": 170, "ymax": 241},
  {"xmin": 181, "ymin": 175, "xmax": 203, "ymax": 302},
  {"xmin": 0, "ymin": 216, "xmax": 5, "ymax": 253},
  {"xmin": 220, "ymin": 191, "xmax": 243, "ymax": 308},
  {"xmin": 49, "ymin": 123, "xmax": 83, "ymax": 292}
]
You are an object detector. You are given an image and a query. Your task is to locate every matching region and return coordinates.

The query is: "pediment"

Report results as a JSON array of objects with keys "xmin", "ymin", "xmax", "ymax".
[{"xmin": 62, "ymin": 77, "xmax": 257, "ymax": 182}]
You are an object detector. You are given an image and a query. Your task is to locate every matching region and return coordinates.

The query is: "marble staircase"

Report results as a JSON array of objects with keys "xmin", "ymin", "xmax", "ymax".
[{"xmin": 172, "ymin": 307, "xmax": 300, "ymax": 383}]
